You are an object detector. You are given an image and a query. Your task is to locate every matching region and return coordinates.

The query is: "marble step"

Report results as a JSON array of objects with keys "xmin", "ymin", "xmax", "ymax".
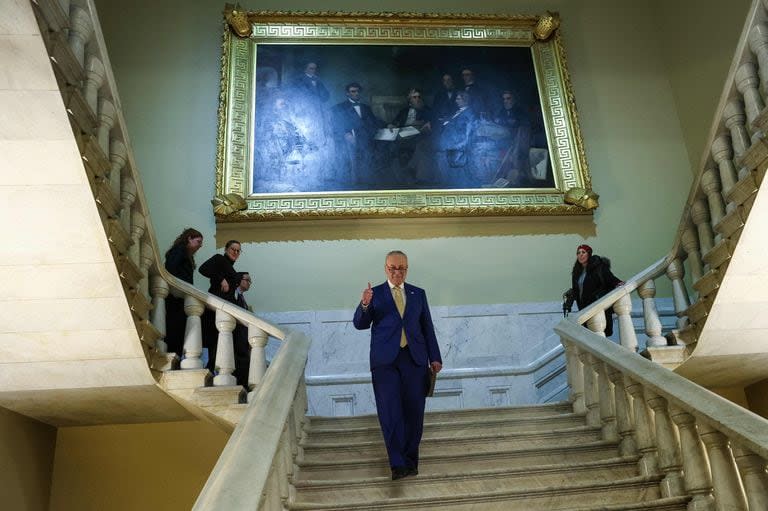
[
  {"xmin": 301, "ymin": 425, "xmax": 602, "ymax": 462},
  {"xmin": 307, "ymin": 413, "xmax": 586, "ymax": 444},
  {"xmin": 294, "ymin": 456, "xmax": 640, "ymax": 503},
  {"xmin": 289, "ymin": 473, "xmax": 663, "ymax": 510},
  {"xmin": 307, "ymin": 402, "xmax": 574, "ymax": 430},
  {"xmin": 295, "ymin": 440, "xmax": 619, "ymax": 480}
]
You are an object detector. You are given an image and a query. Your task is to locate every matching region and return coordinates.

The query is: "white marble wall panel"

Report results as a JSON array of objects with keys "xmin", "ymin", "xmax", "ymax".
[{"xmin": 261, "ymin": 298, "xmax": 676, "ymax": 417}]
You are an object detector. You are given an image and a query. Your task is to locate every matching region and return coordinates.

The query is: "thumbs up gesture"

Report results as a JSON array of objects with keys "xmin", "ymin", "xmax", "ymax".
[{"xmin": 361, "ymin": 282, "xmax": 373, "ymax": 307}]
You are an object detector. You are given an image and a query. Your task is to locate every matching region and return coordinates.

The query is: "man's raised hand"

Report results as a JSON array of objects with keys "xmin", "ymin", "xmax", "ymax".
[{"xmin": 361, "ymin": 281, "xmax": 373, "ymax": 306}]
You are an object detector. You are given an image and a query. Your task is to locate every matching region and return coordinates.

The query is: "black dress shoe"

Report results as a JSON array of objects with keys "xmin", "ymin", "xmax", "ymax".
[
  {"xmin": 391, "ymin": 467, "xmax": 408, "ymax": 480},
  {"xmin": 406, "ymin": 467, "xmax": 418, "ymax": 477}
]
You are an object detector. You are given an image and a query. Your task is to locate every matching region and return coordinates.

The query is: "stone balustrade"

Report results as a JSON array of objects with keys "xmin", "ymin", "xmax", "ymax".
[
  {"xmin": 556, "ymin": 320, "xmax": 768, "ymax": 511},
  {"xmin": 30, "ymin": 0, "xmax": 290, "ymax": 402}
]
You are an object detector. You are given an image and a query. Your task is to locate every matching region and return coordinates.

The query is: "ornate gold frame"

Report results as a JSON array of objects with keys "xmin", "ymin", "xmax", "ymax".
[{"xmin": 215, "ymin": 8, "xmax": 595, "ymax": 221}]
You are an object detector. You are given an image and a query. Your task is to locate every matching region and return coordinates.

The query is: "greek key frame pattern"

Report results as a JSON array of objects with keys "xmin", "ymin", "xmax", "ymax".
[
  {"xmin": 217, "ymin": 13, "xmax": 593, "ymax": 221},
  {"xmin": 251, "ymin": 24, "xmax": 534, "ymax": 44}
]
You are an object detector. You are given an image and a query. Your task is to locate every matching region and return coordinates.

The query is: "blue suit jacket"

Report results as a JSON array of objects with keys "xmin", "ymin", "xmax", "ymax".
[{"xmin": 353, "ymin": 282, "xmax": 442, "ymax": 370}]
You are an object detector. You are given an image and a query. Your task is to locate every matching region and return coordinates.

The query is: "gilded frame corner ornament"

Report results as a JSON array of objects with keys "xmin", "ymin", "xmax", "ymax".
[{"xmin": 215, "ymin": 10, "xmax": 594, "ymax": 222}]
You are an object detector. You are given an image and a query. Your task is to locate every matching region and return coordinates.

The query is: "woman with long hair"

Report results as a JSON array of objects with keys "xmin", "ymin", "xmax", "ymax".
[
  {"xmin": 164, "ymin": 228, "xmax": 203, "ymax": 357},
  {"xmin": 565, "ymin": 244, "xmax": 623, "ymax": 337}
]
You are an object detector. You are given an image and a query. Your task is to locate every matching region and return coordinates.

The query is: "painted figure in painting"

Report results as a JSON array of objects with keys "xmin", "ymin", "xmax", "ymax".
[{"xmin": 331, "ymin": 82, "xmax": 384, "ymax": 185}]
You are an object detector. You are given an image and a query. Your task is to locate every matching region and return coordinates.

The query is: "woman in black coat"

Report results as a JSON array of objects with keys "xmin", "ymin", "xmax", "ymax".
[
  {"xmin": 567, "ymin": 244, "xmax": 623, "ymax": 336},
  {"xmin": 198, "ymin": 240, "xmax": 242, "ymax": 372},
  {"xmin": 163, "ymin": 228, "xmax": 203, "ymax": 357}
]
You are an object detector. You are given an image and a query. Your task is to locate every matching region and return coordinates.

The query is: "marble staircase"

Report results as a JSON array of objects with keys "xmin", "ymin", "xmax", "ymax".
[{"xmin": 289, "ymin": 403, "xmax": 690, "ymax": 510}]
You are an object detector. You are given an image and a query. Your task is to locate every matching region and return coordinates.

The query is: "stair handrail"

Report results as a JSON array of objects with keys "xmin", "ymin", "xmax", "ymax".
[
  {"xmin": 158, "ymin": 272, "xmax": 286, "ymax": 341},
  {"xmin": 570, "ymin": 254, "xmax": 673, "ymax": 326},
  {"xmin": 555, "ymin": 319, "xmax": 768, "ymax": 507},
  {"xmin": 193, "ymin": 329, "xmax": 310, "ymax": 510}
]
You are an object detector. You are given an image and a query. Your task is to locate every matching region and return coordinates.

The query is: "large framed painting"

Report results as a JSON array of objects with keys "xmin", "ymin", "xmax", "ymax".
[{"xmin": 214, "ymin": 8, "xmax": 597, "ymax": 221}]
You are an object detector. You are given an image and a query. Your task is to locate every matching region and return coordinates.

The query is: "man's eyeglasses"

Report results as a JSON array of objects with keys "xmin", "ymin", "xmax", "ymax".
[
  {"xmin": 386, "ymin": 266, "xmax": 408, "ymax": 273},
  {"xmin": 228, "ymin": 248, "xmax": 241, "ymax": 254}
]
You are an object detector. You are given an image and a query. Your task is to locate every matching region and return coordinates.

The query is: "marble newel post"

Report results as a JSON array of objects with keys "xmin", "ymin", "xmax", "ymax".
[
  {"xmin": 645, "ymin": 391, "xmax": 685, "ymax": 497},
  {"xmin": 562, "ymin": 341, "xmax": 586, "ymax": 415},
  {"xmin": 749, "ymin": 22, "xmax": 768, "ymax": 98},
  {"xmin": 108, "ymin": 139, "xmax": 127, "ymax": 200},
  {"xmin": 666, "ymin": 259, "xmax": 690, "ymax": 330},
  {"xmin": 248, "ymin": 326, "xmax": 269, "ymax": 393},
  {"xmin": 638, "ymin": 280, "xmax": 667, "ymax": 348},
  {"xmin": 680, "ymin": 226, "xmax": 704, "ymax": 284},
  {"xmin": 711, "ymin": 134, "xmax": 738, "ymax": 199},
  {"xmin": 732, "ymin": 445, "xmax": 768, "ymax": 511},
  {"xmin": 149, "ymin": 275, "xmax": 169, "ymax": 354},
  {"xmin": 83, "ymin": 55, "xmax": 105, "ymax": 116},
  {"xmin": 213, "ymin": 310, "xmax": 237, "ymax": 386},
  {"xmin": 578, "ymin": 351, "xmax": 600, "ymax": 428},
  {"xmin": 96, "ymin": 98, "xmax": 116, "ymax": 157},
  {"xmin": 625, "ymin": 380, "xmax": 659, "ymax": 476},
  {"xmin": 669, "ymin": 407, "xmax": 715, "ymax": 511},
  {"xmin": 585, "ymin": 311, "xmax": 607, "ymax": 337},
  {"xmin": 698, "ymin": 423, "xmax": 748, "ymax": 510},
  {"xmin": 607, "ymin": 368, "xmax": 637, "ymax": 457},
  {"xmin": 614, "ymin": 294, "xmax": 637, "ymax": 352},
  {"xmin": 700, "ymin": 169, "xmax": 726, "ymax": 229},
  {"xmin": 180, "ymin": 296, "xmax": 204, "ymax": 369},
  {"xmin": 690, "ymin": 200, "xmax": 714, "ymax": 257},
  {"xmin": 67, "ymin": 5, "xmax": 93, "ymax": 67}
]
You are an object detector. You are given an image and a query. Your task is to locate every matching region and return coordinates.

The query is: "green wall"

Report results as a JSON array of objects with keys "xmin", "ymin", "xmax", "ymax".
[{"xmin": 95, "ymin": 0, "xmax": 746, "ymax": 312}]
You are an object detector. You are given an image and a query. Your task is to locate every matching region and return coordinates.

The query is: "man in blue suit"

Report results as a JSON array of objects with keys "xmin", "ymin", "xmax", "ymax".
[{"xmin": 353, "ymin": 250, "xmax": 443, "ymax": 480}]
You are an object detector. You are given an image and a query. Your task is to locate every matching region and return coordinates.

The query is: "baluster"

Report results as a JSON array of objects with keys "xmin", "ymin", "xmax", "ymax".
[
  {"xmin": 248, "ymin": 326, "xmax": 269, "ymax": 393},
  {"xmin": 722, "ymin": 99, "xmax": 750, "ymax": 161},
  {"xmin": 596, "ymin": 361, "xmax": 618, "ymax": 442},
  {"xmin": 108, "ymin": 139, "xmax": 126, "ymax": 204},
  {"xmin": 265, "ymin": 465, "xmax": 281, "ymax": 511},
  {"xmin": 67, "ymin": 5, "xmax": 93, "ymax": 67},
  {"xmin": 96, "ymin": 98, "xmax": 115, "ymax": 156},
  {"xmin": 586, "ymin": 311, "xmax": 607, "ymax": 337},
  {"xmin": 732, "ymin": 446, "xmax": 768, "ymax": 510},
  {"xmin": 83, "ymin": 56, "xmax": 105, "ymax": 116},
  {"xmin": 150, "ymin": 275, "xmax": 169, "ymax": 354},
  {"xmin": 698, "ymin": 423, "xmax": 748, "ymax": 510},
  {"xmin": 563, "ymin": 340, "xmax": 586, "ymax": 414},
  {"xmin": 213, "ymin": 310, "xmax": 237, "ymax": 386},
  {"xmin": 669, "ymin": 407, "xmax": 715, "ymax": 511},
  {"xmin": 292, "ymin": 388, "xmax": 307, "ymax": 459},
  {"xmin": 120, "ymin": 172, "xmax": 137, "ymax": 234},
  {"xmin": 681, "ymin": 226, "xmax": 704, "ymax": 283},
  {"xmin": 700, "ymin": 169, "xmax": 726, "ymax": 229},
  {"xmin": 180, "ymin": 296, "xmax": 204, "ymax": 369},
  {"xmin": 129, "ymin": 210, "xmax": 145, "ymax": 267},
  {"xmin": 579, "ymin": 352, "xmax": 600, "ymax": 428},
  {"xmin": 607, "ymin": 368, "xmax": 637, "ymax": 456},
  {"xmin": 283, "ymin": 419, "xmax": 297, "ymax": 502},
  {"xmin": 691, "ymin": 200, "xmax": 714, "ymax": 256},
  {"xmin": 625, "ymin": 380, "xmax": 659, "ymax": 476},
  {"xmin": 275, "ymin": 427, "xmax": 289, "ymax": 506},
  {"xmin": 749, "ymin": 22, "xmax": 768, "ymax": 97},
  {"xmin": 614, "ymin": 294, "xmax": 637, "ymax": 352},
  {"xmin": 646, "ymin": 391, "xmax": 685, "ymax": 497},
  {"xmin": 735, "ymin": 62, "xmax": 765, "ymax": 137},
  {"xmin": 295, "ymin": 379, "xmax": 309, "ymax": 446},
  {"xmin": 139, "ymin": 240, "xmax": 153, "ymax": 299},
  {"xmin": 666, "ymin": 259, "xmax": 691, "ymax": 330},
  {"xmin": 638, "ymin": 280, "xmax": 667, "ymax": 347},
  {"xmin": 711, "ymin": 134, "xmax": 738, "ymax": 198}
]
